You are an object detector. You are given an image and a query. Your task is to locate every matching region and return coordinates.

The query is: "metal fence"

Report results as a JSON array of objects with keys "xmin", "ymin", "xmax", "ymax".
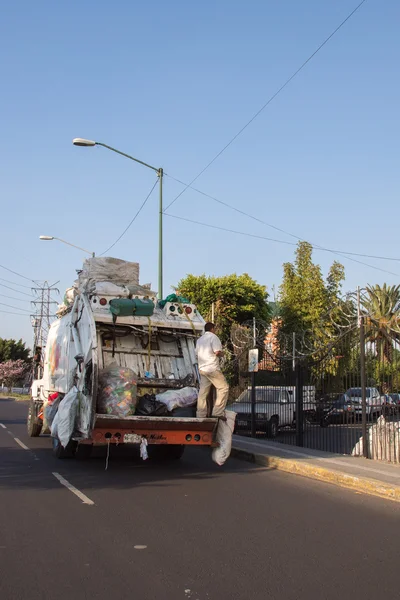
[{"xmin": 231, "ymin": 319, "xmax": 400, "ymax": 463}]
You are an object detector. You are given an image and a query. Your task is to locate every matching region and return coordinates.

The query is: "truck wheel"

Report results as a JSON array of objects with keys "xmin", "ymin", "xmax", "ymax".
[
  {"xmin": 52, "ymin": 436, "xmax": 77, "ymax": 459},
  {"xmin": 267, "ymin": 417, "xmax": 279, "ymax": 439},
  {"xmin": 27, "ymin": 400, "xmax": 42, "ymax": 437},
  {"xmin": 165, "ymin": 445, "xmax": 185, "ymax": 460},
  {"xmin": 75, "ymin": 444, "xmax": 93, "ymax": 460}
]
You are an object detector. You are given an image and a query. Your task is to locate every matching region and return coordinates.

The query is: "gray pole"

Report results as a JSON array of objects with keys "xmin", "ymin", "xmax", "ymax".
[
  {"xmin": 358, "ymin": 287, "xmax": 368, "ymax": 459},
  {"xmin": 158, "ymin": 168, "xmax": 163, "ymax": 299}
]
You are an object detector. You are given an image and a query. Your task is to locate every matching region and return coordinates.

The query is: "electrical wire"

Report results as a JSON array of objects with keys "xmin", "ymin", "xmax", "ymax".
[
  {"xmin": 0, "ymin": 310, "xmax": 31, "ymax": 316},
  {"xmin": 0, "ymin": 262, "xmax": 36, "ymax": 282},
  {"xmin": 165, "ymin": 173, "xmax": 400, "ymax": 263},
  {"xmin": 165, "ymin": 213, "xmax": 400, "ymax": 278},
  {"xmin": 100, "ymin": 178, "xmax": 159, "ymax": 256},
  {"xmin": 0, "ymin": 294, "xmax": 32, "ymax": 303},
  {"xmin": 0, "ymin": 301, "xmax": 32, "ymax": 313},
  {"xmin": 0, "ymin": 283, "xmax": 35, "ymax": 297},
  {"xmin": 164, "ymin": 0, "xmax": 368, "ymax": 212},
  {"xmin": 0, "ymin": 277, "xmax": 34, "ymax": 289}
]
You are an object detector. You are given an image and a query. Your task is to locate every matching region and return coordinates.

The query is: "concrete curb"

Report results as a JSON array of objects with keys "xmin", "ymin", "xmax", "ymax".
[{"xmin": 231, "ymin": 447, "xmax": 400, "ymax": 503}]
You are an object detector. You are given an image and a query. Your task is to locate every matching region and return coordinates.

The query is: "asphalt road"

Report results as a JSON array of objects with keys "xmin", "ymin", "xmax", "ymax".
[{"xmin": 1, "ymin": 398, "xmax": 400, "ymax": 600}]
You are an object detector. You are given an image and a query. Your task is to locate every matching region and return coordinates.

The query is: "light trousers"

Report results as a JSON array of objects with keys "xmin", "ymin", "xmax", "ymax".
[{"xmin": 196, "ymin": 370, "xmax": 229, "ymax": 418}]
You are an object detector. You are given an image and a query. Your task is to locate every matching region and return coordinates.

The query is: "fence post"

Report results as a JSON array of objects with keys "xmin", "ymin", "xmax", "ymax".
[
  {"xmin": 360, "ymin": 314, "xmax": 369, "ymax": 458},
  {"xmin": 250, "ymin": 317, "xmax": 257, "ymax": 438},
  {"xmin": 295, "ymin": 362, "xmax": 304, "ymax": 447},
  {"xmin": 250, "ymin": 371, "xmax": 256, "ymax": 438}
]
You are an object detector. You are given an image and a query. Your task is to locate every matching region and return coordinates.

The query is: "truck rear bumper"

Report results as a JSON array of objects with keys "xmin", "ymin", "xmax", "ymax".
[{"xmin": 86, "ymin": 414, "xmax": 219, "ymax": 446}]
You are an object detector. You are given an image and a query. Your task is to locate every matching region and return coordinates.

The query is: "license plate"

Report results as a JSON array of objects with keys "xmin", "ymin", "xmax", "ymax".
[
  {"xmin": 124, "ymin": 433, "xmax": 142, "ymax": 444},
  {"xmin": 237, "ymin": 420, "xmax": 248, "ymax": 427}
]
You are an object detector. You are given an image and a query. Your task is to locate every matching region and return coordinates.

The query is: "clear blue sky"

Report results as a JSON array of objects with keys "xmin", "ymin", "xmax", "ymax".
[{"xmin": 0, "ymin": 0, "xmax": 399, "ymax": 346}]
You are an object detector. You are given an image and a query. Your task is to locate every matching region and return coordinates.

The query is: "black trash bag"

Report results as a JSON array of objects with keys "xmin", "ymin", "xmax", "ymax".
[
  {"xmin": 168, "ymin": 405, "xmax": 197, "ymax": 418},
  {"xmin": 135, "ymin": 394, "xmax": 169, "ymax": 417}
]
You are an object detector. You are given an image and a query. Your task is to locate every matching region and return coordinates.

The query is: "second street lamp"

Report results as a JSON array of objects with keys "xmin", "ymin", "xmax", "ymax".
[{"xmin": 72, "ymin": 138, "xmax": 164, "ymax": 299}]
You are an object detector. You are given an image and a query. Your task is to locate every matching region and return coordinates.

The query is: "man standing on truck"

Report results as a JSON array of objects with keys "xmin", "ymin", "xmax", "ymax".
[{"xmin": 196, "ymin": 322, "xmax": 229, "ymax": 418}]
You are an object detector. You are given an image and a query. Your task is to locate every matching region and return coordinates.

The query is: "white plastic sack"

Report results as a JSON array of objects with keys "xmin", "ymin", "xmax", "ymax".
[
  {"xmin": 55, "ymin": 388, "xmax": 79, "ymax": 448},
  {"xmin": 212, "ymin": 410, "xmax": 237, "ymax": 466},
  {"xmin": 156, "ymin": 386, "xmax": 198, "ymax": 412}
]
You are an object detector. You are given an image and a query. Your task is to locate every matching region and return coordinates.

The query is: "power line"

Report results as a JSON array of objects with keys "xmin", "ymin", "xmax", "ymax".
[
  {"xmin": 0, "ymin": 294, "xmax": 32, "ymax": 303},
  {"xmin": 0, "ymin": 283, "xmax": 35, "ymax": 298},
  {"xmin": 0, "ymin": 309, "xmax": 31, "ymax": 316},
  {"xmin": 165, "ymin": 0, "xmax": 368, "ymax": 212},
  {"xmin": 165, "ymin": 213, "xmax": 400, "ymax": 278},
  {"xmin": 100, "ymin": 178, "xmax": 159, "ymax": 256},
  {"xmin": 0, "ymin": 277, "xmax": 34, "ymax": 289},
  {"xmin": 0, "ymin": 262, "xmax": 36, "ymax": 282},
  {"xmin": 165, "ymin": 173, "xmax": 400, "ymax": 263},
  {"xmin": 0, "ymin": 301, "xmax": 31, "ymax": 313}
]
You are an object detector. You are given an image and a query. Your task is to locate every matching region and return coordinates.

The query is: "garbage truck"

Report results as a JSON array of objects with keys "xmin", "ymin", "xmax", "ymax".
[{"xmin": 28, "ymin": 257, "xmax": 219, "ymax": 459}]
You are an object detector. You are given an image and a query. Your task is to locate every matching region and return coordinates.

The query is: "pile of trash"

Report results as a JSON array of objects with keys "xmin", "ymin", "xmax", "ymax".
[
  {"xmin": 97, "ymin": 364, "xmax": 138, "ymax": 417},
  {"xmin": 352, "ymin": 415, "xmax": 400, "ymax": 463},
  {"xmin": 135, "ymin": 387, "xmax": 198, "ymax": 417}
]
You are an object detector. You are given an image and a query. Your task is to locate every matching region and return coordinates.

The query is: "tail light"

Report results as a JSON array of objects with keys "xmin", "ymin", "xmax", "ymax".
[{"xmin": 99, "ymin": 298, "xmax": 107, "ymax": 306}]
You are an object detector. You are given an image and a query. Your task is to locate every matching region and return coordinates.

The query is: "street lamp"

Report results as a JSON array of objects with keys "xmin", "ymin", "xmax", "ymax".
[
  {"xmin": 40, "ymin": 235, "xmax": 95, "ymax": 257},
  {"xmin": 72, "ymin": 138, "xmax": 164, "ymax": 298}
]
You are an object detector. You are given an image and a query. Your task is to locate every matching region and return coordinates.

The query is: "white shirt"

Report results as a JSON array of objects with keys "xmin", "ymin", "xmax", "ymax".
[{"xmin": 196, "ymin": 331, "xmax": 222, "ymax": 374}]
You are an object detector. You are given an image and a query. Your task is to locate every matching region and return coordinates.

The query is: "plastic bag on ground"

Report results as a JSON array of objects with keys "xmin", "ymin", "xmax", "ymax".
[
  {"xmin": 135, "ymin": 394, "xmax": 169, "ymax": 417},
  {"xmin": 97, "ymin": 364, "xmax": 138, "ymax": 417},
  {"xmin": 55, "ymin": 388, "xmax": 79, "ymax": 448},
  {"xmin": 212, "ymin": 410, "xmax": 237, "ymax": 466},
  {"xmin": 156, "ymin": 386, "xmax": 198, "ymax": 412}
]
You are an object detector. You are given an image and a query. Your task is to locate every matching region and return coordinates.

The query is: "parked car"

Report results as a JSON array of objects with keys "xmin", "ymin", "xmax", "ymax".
[
  {"xmin": 232, "ymin": 387, "xmax": 295, "ymax": 438},
  {"xmin": 382, "ymin": 394, "xmax": 399, "ymax": 416},
  {"xmin": 320, "ymin": 393, "xmax": 355, "ymax": 427},
  {"xmin": 389, "ymin": 393, "xmax": 400, "ymax": 407},
  {"xmin": 344, "ymin": 387, "xmax": 384, "ymax": 419}
]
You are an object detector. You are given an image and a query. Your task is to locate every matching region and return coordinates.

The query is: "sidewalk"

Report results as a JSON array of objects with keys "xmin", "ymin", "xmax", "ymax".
[{"xmin": 231, "ymin": 435, "xmax": 400, "ymax": 502}]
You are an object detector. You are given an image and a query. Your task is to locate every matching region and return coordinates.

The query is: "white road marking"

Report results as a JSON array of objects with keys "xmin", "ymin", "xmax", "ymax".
[
  {"xmin": 14, "ymin": 438, "xmax": 29, "ymax": 450},
  {"xmin": 134, "ymin": 545, "xmax": 147, "ymax": 550},
  {"xmin": 0, "ymin": 423, "xmax": 6, "ymax": 429},
  {"xmin": 52, "ymin": 472, "xmax": 94, "ymax": 506}
]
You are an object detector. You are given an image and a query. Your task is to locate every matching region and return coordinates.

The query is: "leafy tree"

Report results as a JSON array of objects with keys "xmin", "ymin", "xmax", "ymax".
[
  {"xmin": 361, "ymin": 284, "xmax": 400, "ymax": 363},
  {"xmin": 279, "ymin": 242, "xmax": 345, "ymax": 336},
  {"xmin": 176, "ymin": 273, "xmax": 270, "ymax": 343},
  {"xmin": 0, "ymin": 359, "xmax": 29, "ymax": 388},
  {"xmin": 0, "ymin": 338, "xmax": 30, "ymax": 364}
]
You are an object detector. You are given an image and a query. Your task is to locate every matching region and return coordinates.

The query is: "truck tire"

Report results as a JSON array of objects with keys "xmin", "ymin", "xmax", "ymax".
[
  {"xmin": 27, "ymin": 400, "xmax": 42, "ymax": 437},
  {"xmin": 267, "ymin": 417, "xmax": 279, "ymax": 439},
  {"xmin": 165, "ymin": 445, "xmax": 185, "ymax": 460},
  {"xmin": 52, "ymin": 436, "xmax": 77, "ymax": 459},
  {"xmin": 75, "ymin": 444, "xmax": 93, "ymax": 460}
]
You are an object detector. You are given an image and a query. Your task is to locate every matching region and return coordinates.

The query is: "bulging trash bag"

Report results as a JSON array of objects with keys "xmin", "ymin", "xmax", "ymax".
[
  {"xmin": 135, "ymin": 394, "xmax": 169, "ymax": 417},
  {"xmin": 55, "ymin": 388, "xmax": 79, "ymax": 448},
  {"xmin": 97, "ymin": 364, "xmax": 138, "ymax": 417},
  {"xmin": 156, "ymin": 386, "xmax": 198, "ymax": 412},
  {"xmin": 44, "ymin": 392, "xmax": 62, "ymax": 427},
  {"xmin": 212, "ymin": 410, "xmax": 237, "ymax": 466}
]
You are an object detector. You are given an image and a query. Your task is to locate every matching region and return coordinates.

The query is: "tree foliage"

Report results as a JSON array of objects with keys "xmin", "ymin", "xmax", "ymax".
[
  {"xmin": 361, "ymin": 284, "xmax": 400, "ymax": 363},
  {"xmin": 176, "ymin": 273, "xmax": 270, "ymax": 342},
  {"xmin": 0, "ymin": 338, "xmax": 30, "ymax": 364},
  {"xmin": 279, "ymin": 242, "xmax": 345, "ymax": 336},
  {"xmin": 0, "ymin": 359, "xmax": 29, "ymax": 388}
]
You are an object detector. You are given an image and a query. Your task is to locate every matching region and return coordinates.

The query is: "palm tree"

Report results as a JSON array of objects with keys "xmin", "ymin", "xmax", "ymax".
[{"xmin": 361, "ymin": 284, "xmax": 400, "ymax": 363}]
